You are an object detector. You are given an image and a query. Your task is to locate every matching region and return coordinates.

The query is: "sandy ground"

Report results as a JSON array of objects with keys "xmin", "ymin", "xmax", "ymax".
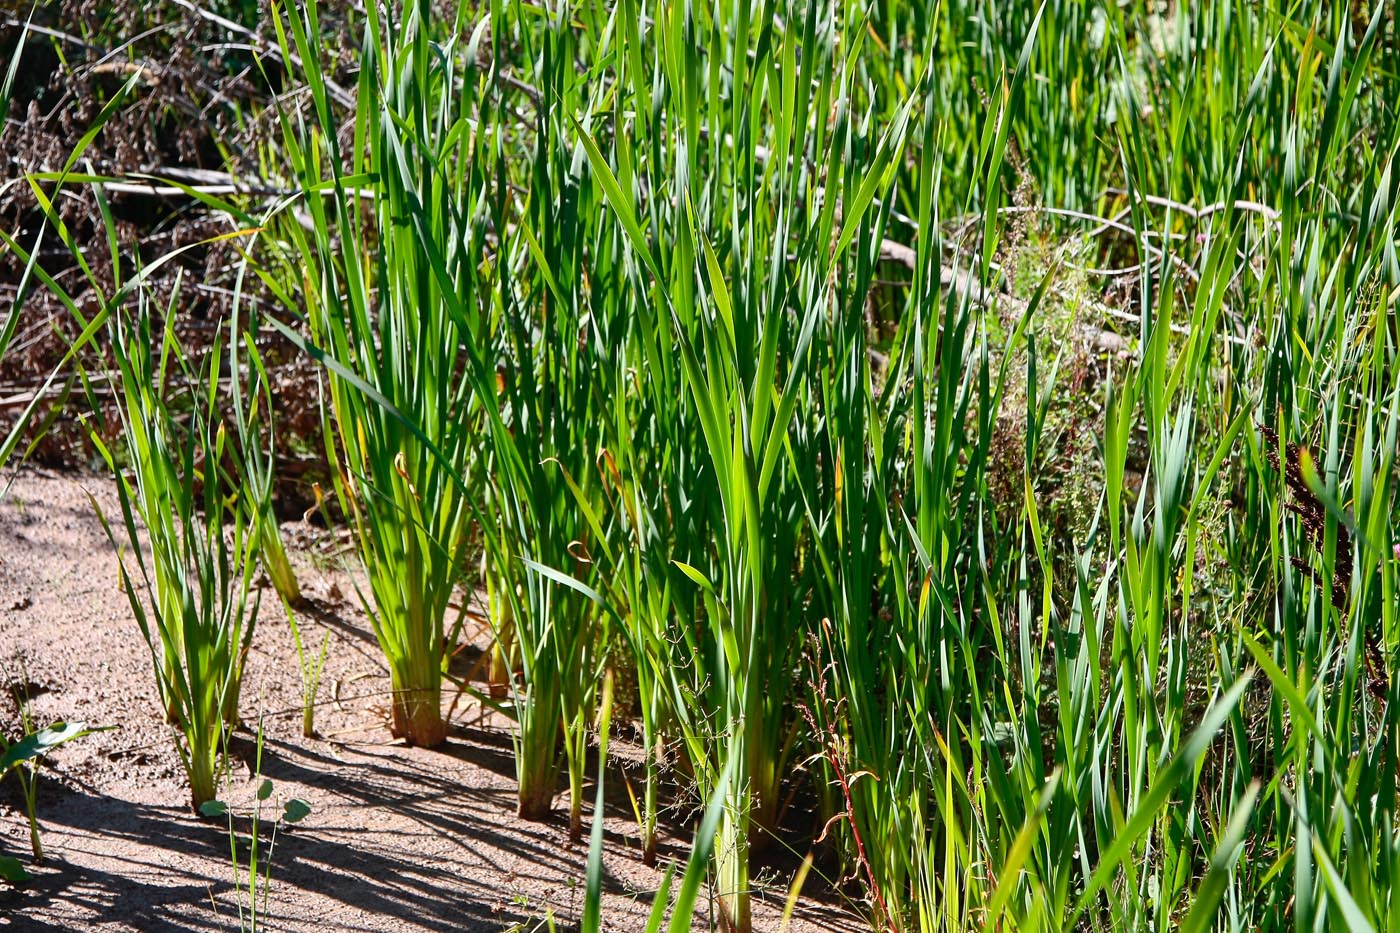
[{"xmin": 0, "ymin": 469, "xmax": 865, "ymax": 932}]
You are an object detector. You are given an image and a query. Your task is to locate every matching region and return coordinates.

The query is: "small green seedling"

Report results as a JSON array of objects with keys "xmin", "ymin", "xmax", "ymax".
[
  {"xmin": 0, "ymin": 720, "xmax": 112, "ymax": 881},
  {"xmin": 201, "ymin": 725, "xmax": 312, "ymax": 933}
]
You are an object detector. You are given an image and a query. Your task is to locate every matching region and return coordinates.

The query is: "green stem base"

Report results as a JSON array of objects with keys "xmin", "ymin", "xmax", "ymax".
[{"xmin": 391, "ymin": 686, "xmax": 447, "ymax": 747}]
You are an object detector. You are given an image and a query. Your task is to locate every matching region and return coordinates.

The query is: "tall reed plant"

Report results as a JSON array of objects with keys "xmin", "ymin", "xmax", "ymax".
[
  {"xmin": 88, "ymin": 273, "xmax": 263, "ymax": 809},
  {"xmin": 469, "ymin": 1, "xmax": 616, "ymax": 831},
  {"xmin": 262, "ymin": 0, "xmax": 486, "ymax": 746},
  {"xmin": 575, "ymin": 4, "xmax": 922, "ymax": 926}
]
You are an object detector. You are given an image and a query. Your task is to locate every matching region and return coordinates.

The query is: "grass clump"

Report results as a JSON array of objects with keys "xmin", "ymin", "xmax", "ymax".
[
  {"xmin": 88, "ymin": 274, "xmax": 265, "ymax": 810},
  {"xmin": 9, "ymin": 0, "xmax": 1400, "ymax": 931},
  {"xmin": 260, "ymin": 0, "xmax": 485, "ymax": 747}
]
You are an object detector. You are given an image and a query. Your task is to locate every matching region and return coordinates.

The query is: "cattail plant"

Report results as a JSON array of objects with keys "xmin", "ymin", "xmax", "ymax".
[
  {"xmin": 14, "ymin": 89, "xmax": 268, "ymax": 810},
  {"xmin": 474, "ymin": 4, "xmax": 615, "ymax": 831},
  {"xmin": 88, "ymin": 273, "xmax": 263, "ymax": 810},
  {"xmin": 264, "ymin": 0, "xmax": 486, "ymax": 746},
  {"xmin": 578, "ymin": 5, "xmax": 922, "ymax": 922},
  {"xmin": 20, "ymin": 0, "xmax": 1400, "ymax": 928}
]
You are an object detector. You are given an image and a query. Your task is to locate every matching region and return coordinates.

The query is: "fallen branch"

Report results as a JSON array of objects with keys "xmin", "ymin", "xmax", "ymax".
[{"xmin": 1103, "ymin": 188, "xmax": 1282, "ymax": 224}]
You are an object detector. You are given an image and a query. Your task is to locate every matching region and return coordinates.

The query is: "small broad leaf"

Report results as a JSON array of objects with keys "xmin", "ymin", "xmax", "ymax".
[
  {"xmin": 0, "ymin": 721, "xmax": 112, "ymax": 774},
  {"xmin": 257, "ymin": 779, "xmax": 274, "ymax": 801},
  {"xmin": 199, "ymin": 800, "xmax": 228, "ymax": 818},
  {"xmin": 0, "ymin": 856, "xmax": 31, "ymax": 883},
  {"xmin": 283, "ymin": 798, "xmax": 311, "ymax": 824}
]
